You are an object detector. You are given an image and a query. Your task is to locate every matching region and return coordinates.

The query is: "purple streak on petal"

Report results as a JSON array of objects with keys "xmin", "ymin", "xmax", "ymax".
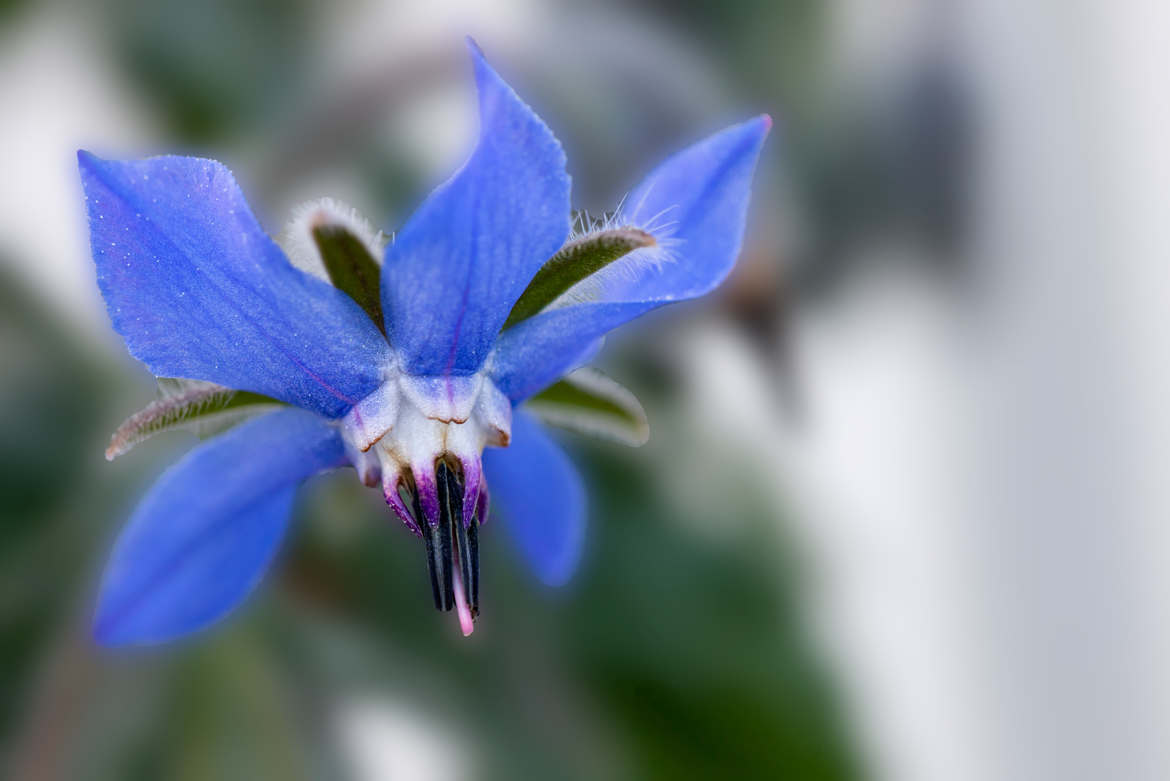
[
  {"xmin": 386, "ymin": 487, "xmax": 422, "ymax": 537},
  {"xmin": 489, "ymin": 116, "xmax": 770, "ymax": 402},
  {"xmin": 460, "ymin": 456, "xmax": 482, "ymax": 528},
  {"xmin": 475, "ymin": 481, "xmax": 490, "ymax": 526},
  {"xmin": 79, "ymin": 152, "xmax": 392, "ymax": 418},
  {"xmin": 93, "ymin": 408, "xmax": 345, "ymax": 646},
  {"xmin": 414, "ymin": 467, "xmax": 441, "ymax": 527},
  {"xmin": 378, "ymin": 458, "xmax": 421, "ymax": 536}
]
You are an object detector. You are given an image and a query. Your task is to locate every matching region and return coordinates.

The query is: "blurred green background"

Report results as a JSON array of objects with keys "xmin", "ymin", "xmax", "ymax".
[
  {"xmin": 0, "ymin": 260, "xmax": 859, "ymax": 779},
  {"xmin": 0, "ymin": 0, "xmax": 866, "ymax": 778},
  {"xmin": 7, "ymin": 1, "xmax": 1161, "ymax": 780}
]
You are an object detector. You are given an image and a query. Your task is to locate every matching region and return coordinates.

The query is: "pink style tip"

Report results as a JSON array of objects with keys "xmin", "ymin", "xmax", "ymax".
[{"xmin": 453, "ymin": 562, "xmax": 475, "ymax": 637}]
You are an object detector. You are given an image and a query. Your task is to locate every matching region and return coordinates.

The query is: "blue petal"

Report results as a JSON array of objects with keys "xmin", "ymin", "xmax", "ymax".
[
  {"xmin": 490, "ymin": 116, "xmax": 770, "ymax": 401},
  {"xmin": 381, "ymin": 41, "xmax": 571, "ymax": 376},
  {"xmin": 482, "ymin": 411, "xmax": 585, "ymax": 586},
  {"xmin": 93, "ymin": 408, "xmax": 345, "ymax": 646},
  {"xmin": 79, "ymin": 152, "xmax": 392, "ymax": 418}
]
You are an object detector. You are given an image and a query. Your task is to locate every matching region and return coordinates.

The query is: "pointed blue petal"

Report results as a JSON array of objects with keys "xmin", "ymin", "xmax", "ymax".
[
  {"xmin": 381, "ymin": 42, "xmax": 571, "ymax": 376},
  {"xmin": 93, "ymin": 408, "xmax": 345, "ymax": 646},
  {"xmin": 482, "ymin": 411, "xmax": 585, "ymax": 586},
  {"xmin": 490, "ymin": 116, "xmax": 770, "ymax": 401},
  {"xmin": 79, "ymin": 152, "xmax": 392, "ymax": 418}
]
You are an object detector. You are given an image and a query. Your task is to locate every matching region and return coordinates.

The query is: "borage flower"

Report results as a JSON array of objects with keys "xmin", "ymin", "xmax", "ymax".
[{"xmin": 81, "ymin": 41, "xmax": 769, "ymax": 645}]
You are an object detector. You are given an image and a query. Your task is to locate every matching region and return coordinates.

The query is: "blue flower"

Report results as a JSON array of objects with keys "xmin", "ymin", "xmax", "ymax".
[{"xmin": 80, "ymin": 41, "xmax": 769, "ymax": 645}]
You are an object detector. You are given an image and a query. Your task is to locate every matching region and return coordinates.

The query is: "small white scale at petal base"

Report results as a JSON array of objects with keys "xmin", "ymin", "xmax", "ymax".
[{"xmin": 342, "ymin": 370, "xmax": 511, "ymax": 531}]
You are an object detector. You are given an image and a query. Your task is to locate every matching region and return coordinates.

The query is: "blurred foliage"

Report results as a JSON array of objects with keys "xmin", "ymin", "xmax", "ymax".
[
  {"xmin": 655, "ymin": 0, "xmax": 825, "ymax": 102},
  {"xmin": 649, "ymin": 0, "xmax": 969, "ymax": 297},
  {"xmin": 0, "ymin": 1, "xmax": 875, "ymax": 778},
  {"xmin": 0, "ymin": 266, "xmax": 860, "ymax": 779},
  {"xmin": 107, "ymin": 0, "xmax": 313, "ymax": 144},
  {"xmin": 0, "ymin": 266, "xmax": 109, "ymax": 764},
  {"xmin": 0, "ymin": 0, "xmax": 30, "ymax": 24}
]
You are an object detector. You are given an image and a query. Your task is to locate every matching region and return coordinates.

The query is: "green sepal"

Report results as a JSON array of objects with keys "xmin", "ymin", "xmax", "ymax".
[
  {"xmin": 312, "ymin": 224, "xmax": 385, "ymax": 334},
  {"xmin": 526, "ymin": 368, "xmax": 649, "ymax": 446},
  {"xmin": 105, "ymin": 379, "xmax": 284, "ymax": 460},
  {"xmin": 502, "ymin": 226, "xmax": 656, "ymax": 330}
]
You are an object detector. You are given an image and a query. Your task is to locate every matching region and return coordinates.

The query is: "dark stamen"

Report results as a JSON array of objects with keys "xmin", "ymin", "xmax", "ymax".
[
  {"xmin": 418, "ymin": 460, "xmax": 482, "ymax": 626},
  {"xmin": 441, "ymin": 463, "xmax": 473, "ymax": 616},
  {"xmin": 413, "ymin": 489, "xmax": 443, "ymax": 610},
  {"xmin": 455, "ymin": 507, "xmax": 472, "ymax": 609},
  {"xmin": 437, "ymin": 489, "xmax": 454, "ymax": 611},
  {"xmin": 468, "ymin": 515, "xmax": 480, "ymax": 616}
]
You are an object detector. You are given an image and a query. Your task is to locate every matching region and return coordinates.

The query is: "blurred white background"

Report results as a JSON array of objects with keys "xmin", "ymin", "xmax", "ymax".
[{"xmin": 1, "ymin": 1, "xmax": 1168, "ymax": 779}]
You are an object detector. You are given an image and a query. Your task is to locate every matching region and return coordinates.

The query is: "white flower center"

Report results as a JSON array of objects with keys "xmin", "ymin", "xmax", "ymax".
[
  {"xmin": 339, "ymin": 370, "xmax": 506, "ymax": 637},
  {"xmin": 339, "ymin": 369, "xmax": 510, "ymax": 524}
]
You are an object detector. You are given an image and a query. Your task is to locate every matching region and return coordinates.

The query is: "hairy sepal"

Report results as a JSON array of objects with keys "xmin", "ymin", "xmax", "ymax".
[
  {"xmin": 502, "ymin": 225, "xmax": 656, "ymax": 330},
  {"xmin": 525, "ymin": 368, "xmax": 648, "ymax": 446},
  {"xmin": 106, "ymin": 379, "xmax": 284, "ymax": 460},
  {"xmin": 281, "ymin": 198, "xmax": 387, "ymax": 332}
]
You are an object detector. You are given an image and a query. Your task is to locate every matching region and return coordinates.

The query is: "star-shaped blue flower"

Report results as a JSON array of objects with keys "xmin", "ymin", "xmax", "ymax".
[{"xmin": 80, "ymin": 41, "xmax": 769, "ymax": 644}]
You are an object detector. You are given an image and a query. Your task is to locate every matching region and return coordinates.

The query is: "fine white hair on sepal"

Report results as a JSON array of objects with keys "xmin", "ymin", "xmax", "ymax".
[
  {"xmin": 106, "ymin": 379, "xmax": 281, "ymax": 460},
  {"xmin": 279, "ymin": 197, "xmax": 389, "ymax": 280},
  {"xmin": 549, "ymin": 198, "xmax": 683, "ymax": 309}
]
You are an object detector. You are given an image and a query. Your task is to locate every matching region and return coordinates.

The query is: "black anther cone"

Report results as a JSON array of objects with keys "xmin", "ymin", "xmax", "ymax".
[
  {"xmin": 413, "ymin": 489, "xmax": 446, "ymax": 610},
  {"xmin": 445, "ymin": 461, "xmax": 482, "ymax": 620},
  {"xmin": 468, "ymin": 515, "xmax": 480, "ymax": 616},
  {"xmin": 420, "ymin": 461, "xmax": 482, "ymax": 618}
]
